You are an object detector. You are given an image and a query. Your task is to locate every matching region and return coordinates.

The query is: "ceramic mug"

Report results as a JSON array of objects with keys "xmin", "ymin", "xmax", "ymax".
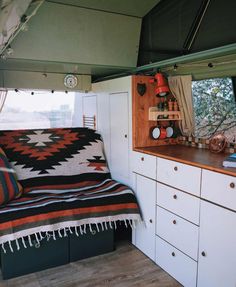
[
  {"xmin": 159, "ymin": 127, "xmax": 167, "ymax": 139},
  {"xmin": 166, "ymin": 126, "xmax": 174, "ymax": 138}
]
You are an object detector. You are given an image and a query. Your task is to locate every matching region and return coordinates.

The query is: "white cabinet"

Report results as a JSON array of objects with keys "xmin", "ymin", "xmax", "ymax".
[
  {"xmin": 132, "ymin": 151, "xmax": 156, "ymax": 180},
  {"xmin": 156, "ymin": 182, "xmax": 200, "ymax": 225},
  {"xmin": 157, "ymin": 158, "xmax": 201, "ymax": 196},
  {"xmin": 132, "ymin": 150, "xmax": 236, "ymax": 287},
  {"xmin": 156, "ymin": 236, "xmax": 197, "ymax": 287},
  {"xmin": 198, "ymin": 200, "xmax": 236, "ymax": 287},
  {"xmin": 109, "ymin": 92, "xmax": 129, "ymax": 183},
  {"xmin": 156, "ymin": 206, "xmax": 199, "ymax": 260},
  {"xmin": 92, "ymin": 76, "xmax": 132, "ymax": 186},
  {"xmin": 201, "ymin": 169, "xmax": 236, "ymax": 211},
  {"xmin": 134, "ymin": 174, "xmax": 156, "ymax": 261}
]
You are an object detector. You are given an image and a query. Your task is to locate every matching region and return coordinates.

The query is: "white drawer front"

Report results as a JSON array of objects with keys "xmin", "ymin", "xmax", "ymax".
[
  {"xmin": 132, "ymin": 151, "xmax": 156, "ymax": 179},
  {"xmin": 157, "ymin": 157, "xmax": 201, "ymax": 196},
  {"xmin": 202, "ymin": 169, "xmax": 236, "ymax": 211},
  {"xmin": 156, "ymin": 182, "xmax": 200, "ymax": 225},
  {"xmin": 156, "ymin": 206, "xmax": 199, "ymax": 260},
  {"xmin": 156, "ymin": 236, "xmax": 197, "ymax": 287}
]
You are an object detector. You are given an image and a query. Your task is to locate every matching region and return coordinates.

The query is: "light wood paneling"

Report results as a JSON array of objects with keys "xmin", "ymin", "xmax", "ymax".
[
  {"xmin": 132, "ymin": 75, "xmax": 178, "ymax": 148},
  {"xmin": 1, "ymin": 242, "xmax": 181, "ymax": 287}
]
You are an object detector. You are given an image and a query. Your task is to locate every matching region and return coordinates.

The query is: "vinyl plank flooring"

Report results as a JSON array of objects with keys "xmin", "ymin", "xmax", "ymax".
[{"xmin": 0, "ymin": 241, "xmax": 181, "ymax": 287}]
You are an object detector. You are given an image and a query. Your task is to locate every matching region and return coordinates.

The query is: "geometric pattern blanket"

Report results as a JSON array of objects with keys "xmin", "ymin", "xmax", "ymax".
[
  {"xmin": 0, "ymin": 128, "xmax": 111, "ymax": 193},
  {"xmin": 0, "ymin": 128, "xmax": 141, "ymax": 252},
  {"xmin": 0, "ymin": 178, "xmax": 141, "ymax": 252}
]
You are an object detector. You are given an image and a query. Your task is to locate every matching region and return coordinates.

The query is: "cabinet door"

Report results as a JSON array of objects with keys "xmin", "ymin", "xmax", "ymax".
[
  {"xmin": 110, "ymin": 92, "xmax": 129, "ymax": 183},
  {"xmin": 134, "ymin": 174, "xmax": 156, "ymax": 261},
  {"xmin": 198, "ymin": 200, "xmax": 236, "ymax": 287}
]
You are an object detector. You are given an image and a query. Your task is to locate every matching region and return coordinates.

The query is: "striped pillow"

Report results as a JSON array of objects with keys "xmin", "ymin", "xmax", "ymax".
[{"xmin": 0, "ymin": 147, "xmax": 22, "ymax": 205}]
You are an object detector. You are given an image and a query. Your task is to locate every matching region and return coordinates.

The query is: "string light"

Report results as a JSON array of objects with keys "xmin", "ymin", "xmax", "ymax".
[
  {"xmin": 12, "ymin": 89, "xmax": 72, "ymax": 95},
  {"xmin": 173, "ymin": 64, "xmax": 178, "ymax": 71},
  {"xmin": 162, "ymin": 58, "xmax": 236, "ymax": 73}
]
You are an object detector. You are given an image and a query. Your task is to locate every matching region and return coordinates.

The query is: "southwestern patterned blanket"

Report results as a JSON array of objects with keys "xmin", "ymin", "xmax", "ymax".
[{"xmin": 0, "ymin": 128, "xmax": 141, "ymax": 252}]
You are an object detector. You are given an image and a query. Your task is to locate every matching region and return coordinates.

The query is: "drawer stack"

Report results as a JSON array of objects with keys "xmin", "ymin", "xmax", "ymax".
[
  {"xmin": 156, "ymin": 158, "xmax": 201, "ymax": 287},
  {"xmin": 132, "ymin": 151, "xmax": 236, "ymax": 287}
]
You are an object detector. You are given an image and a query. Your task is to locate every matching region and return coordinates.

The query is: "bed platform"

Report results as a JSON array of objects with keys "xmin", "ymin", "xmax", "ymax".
[{"xmin": 1, "ymin": 227, "xmax": 114, "ymax": 279}]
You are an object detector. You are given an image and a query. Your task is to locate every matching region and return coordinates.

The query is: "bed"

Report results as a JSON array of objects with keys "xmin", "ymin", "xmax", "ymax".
[{"xmin": 0, "ymin": 127, "xmax": 141, "ymax": 278}]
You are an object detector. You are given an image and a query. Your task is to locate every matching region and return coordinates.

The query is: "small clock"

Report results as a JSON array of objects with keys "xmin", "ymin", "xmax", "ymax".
[{"xmin": 64, "ymin": 74, "xmax": 78, "ymax": 89}]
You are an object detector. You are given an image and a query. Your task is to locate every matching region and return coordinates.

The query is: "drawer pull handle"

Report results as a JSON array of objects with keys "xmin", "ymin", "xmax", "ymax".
[
  {"xmin": 171, "ymin": 252, "xmax": 175, "ymax": 257},
  {"xmin": 124, "ymin": 134, "xmax": 127, "ymax": 138},
  {"xmin": 141, "ymin": 157, "xmax": 144, "ymax": 161},
  {"xmin": 230, "ymin": 182, "xmax": 235, "ymax": 189},
  {"xmin": 201, "ymin": 251, "xmax": 206, "ymax": 257},
  {"xmin": 174, "ymin": 166, "xmax": 178, "ymax": 171},
  {"xmin": 173, "ymin": 194, "xmax": 177, "ymax": 199},
  {"xmin": 149, "ymin": 219, "xmax": 153, "ymax": 224},
  {"xmin": 173, "ymin": 220, "xmax": 177, "ymax": 225}
]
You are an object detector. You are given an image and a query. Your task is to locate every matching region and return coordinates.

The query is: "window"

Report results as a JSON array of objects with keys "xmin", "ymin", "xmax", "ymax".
[
  {"xmin": 192, "ymin": 77, "xmax": 236, "ymax": 142},
  {"xmin": 0, "ymin": 90, "xmax": 82, "ymax": 130}
]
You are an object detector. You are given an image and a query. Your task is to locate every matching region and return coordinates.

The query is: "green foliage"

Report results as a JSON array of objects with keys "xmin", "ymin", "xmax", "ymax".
[{"xmin": 192, "ymin": 78, "xmax": 236, "ymax": 141}]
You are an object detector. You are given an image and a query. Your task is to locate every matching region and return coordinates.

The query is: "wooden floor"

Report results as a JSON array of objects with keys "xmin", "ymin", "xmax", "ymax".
[{"xmin": 0, "ymin": 241, "xmax": 181, "ymax": 287}]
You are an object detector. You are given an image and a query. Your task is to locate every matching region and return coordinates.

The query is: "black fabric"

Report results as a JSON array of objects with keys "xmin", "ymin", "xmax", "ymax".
[{"xmin": 138, "ymin": 0, "xmax": 236, "ymax": 66}]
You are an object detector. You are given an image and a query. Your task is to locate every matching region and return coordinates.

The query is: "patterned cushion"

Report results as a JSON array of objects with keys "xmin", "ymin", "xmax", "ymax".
[
  {"xmin": 0, "ymin": 128, "xmax": 110, "ymax": 193},
  {"xmin": 0, "ymin": 147, "xmax": 22, "ymax": 205}
]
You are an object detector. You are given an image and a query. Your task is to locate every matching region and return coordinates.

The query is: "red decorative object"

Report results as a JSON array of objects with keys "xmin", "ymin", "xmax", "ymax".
[{"xmin": 150, "ymin": 73, "xmax": 170, "ymax": 97}]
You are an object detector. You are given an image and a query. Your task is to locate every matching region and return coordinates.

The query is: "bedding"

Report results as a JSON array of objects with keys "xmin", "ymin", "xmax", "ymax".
[
  {"xmin": 0, "ymin": 127, "xmax": 141, "ymax": 252},
  {"xmin": 0, "ymin": 127, "xmax": 110, "ymax": 193},
  {"xmin": 0, "ymin": 178, "xmax": 141, "ymax": 252}
]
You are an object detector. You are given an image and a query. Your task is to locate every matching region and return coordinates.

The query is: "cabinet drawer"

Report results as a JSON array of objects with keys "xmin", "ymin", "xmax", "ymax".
[
  {"xmin": 202, "ymin": 169, "xmax": 236, "ymax": 211},
  {"xmin": 156, "ymin": 236, "xmax": 197, "ymax": 287},
  {"xmin": 132, "ymin": 152, "xmax": 156, "ymax": 179},
  {"xmin": 157, "ymin": 158, "xmax": 201, "ymax": 196},
  {"xmin": 156, "ymin": 206, "xmax": 199, "ymax": 260},
  {"xmin": 156, "ymin": 182, "xmax": 200, "ymax": 225}
]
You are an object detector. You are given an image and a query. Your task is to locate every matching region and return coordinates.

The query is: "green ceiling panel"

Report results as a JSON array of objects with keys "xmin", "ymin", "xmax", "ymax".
[
  {"xmin": 46, "ymin": 0, "xmax": 161, "ymax": 17},
  {"xmin": 9, "ymin": 2, "xmax": 141, "ymax": 68}
]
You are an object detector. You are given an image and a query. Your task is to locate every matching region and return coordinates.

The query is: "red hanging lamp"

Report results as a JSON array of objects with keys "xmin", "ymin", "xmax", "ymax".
[{"xmin": 150, "ymin": 73, "xmax": 170, "ymax": 97}]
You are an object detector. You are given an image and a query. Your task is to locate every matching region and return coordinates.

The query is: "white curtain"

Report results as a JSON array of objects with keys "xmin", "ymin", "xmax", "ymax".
[
  {"xmin": 0, "ymin": 90, "xmax": 7, "ymax": 113},
  {"xmin": 168, "ymin": 75, "xmax": 194, "ymax": 137}
]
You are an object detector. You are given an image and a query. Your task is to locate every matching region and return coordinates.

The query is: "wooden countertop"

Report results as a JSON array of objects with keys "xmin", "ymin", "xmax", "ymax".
[{"xmin": 134, "ymin": 145, "xmax": 236, "ymax": 177}]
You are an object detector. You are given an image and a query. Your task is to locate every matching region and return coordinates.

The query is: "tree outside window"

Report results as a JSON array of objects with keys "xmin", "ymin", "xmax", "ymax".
[{"xmin": 192, "ymin": 78, "xmax": 236, "ymax": 142}]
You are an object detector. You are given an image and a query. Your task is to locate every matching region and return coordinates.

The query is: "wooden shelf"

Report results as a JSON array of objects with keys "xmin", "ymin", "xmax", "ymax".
[{"xmin": 149, "ymin": 107, "xmax": 181, "ymax": 121}]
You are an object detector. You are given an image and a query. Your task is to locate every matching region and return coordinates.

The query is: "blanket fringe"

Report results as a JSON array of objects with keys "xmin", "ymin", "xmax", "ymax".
[
  {"xmin": 8, "ymin": 241, "xmax": 13, "ymax": 252},
  {"xmin": 15, "ymin": 238, "xmax": 20, "ymax": 251},
  {"xmin": 2, "ymin": 242, "xmax": 6, "ymax": 253},
  {"xmin": 22, "ymin": 237, "xmax": 27, "ymax": 248},
  {"xmin": 75, "ymin": 226, "xmax": 79, "ymax": 236},
  {"xmin": 1, "ymin": 218, "xmax": 141, "ymax": 253}
]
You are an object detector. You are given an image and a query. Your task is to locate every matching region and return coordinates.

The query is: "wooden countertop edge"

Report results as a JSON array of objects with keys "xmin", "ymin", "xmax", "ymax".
[{"xmin": 134, "ymin": 147, "xmax": 236, "ymax": 177}]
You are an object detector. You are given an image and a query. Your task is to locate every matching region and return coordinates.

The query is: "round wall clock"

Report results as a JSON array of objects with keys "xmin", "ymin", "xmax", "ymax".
[{"xmin": 64, "ymin": 74, "xmax": 78, "ymax": 88}]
